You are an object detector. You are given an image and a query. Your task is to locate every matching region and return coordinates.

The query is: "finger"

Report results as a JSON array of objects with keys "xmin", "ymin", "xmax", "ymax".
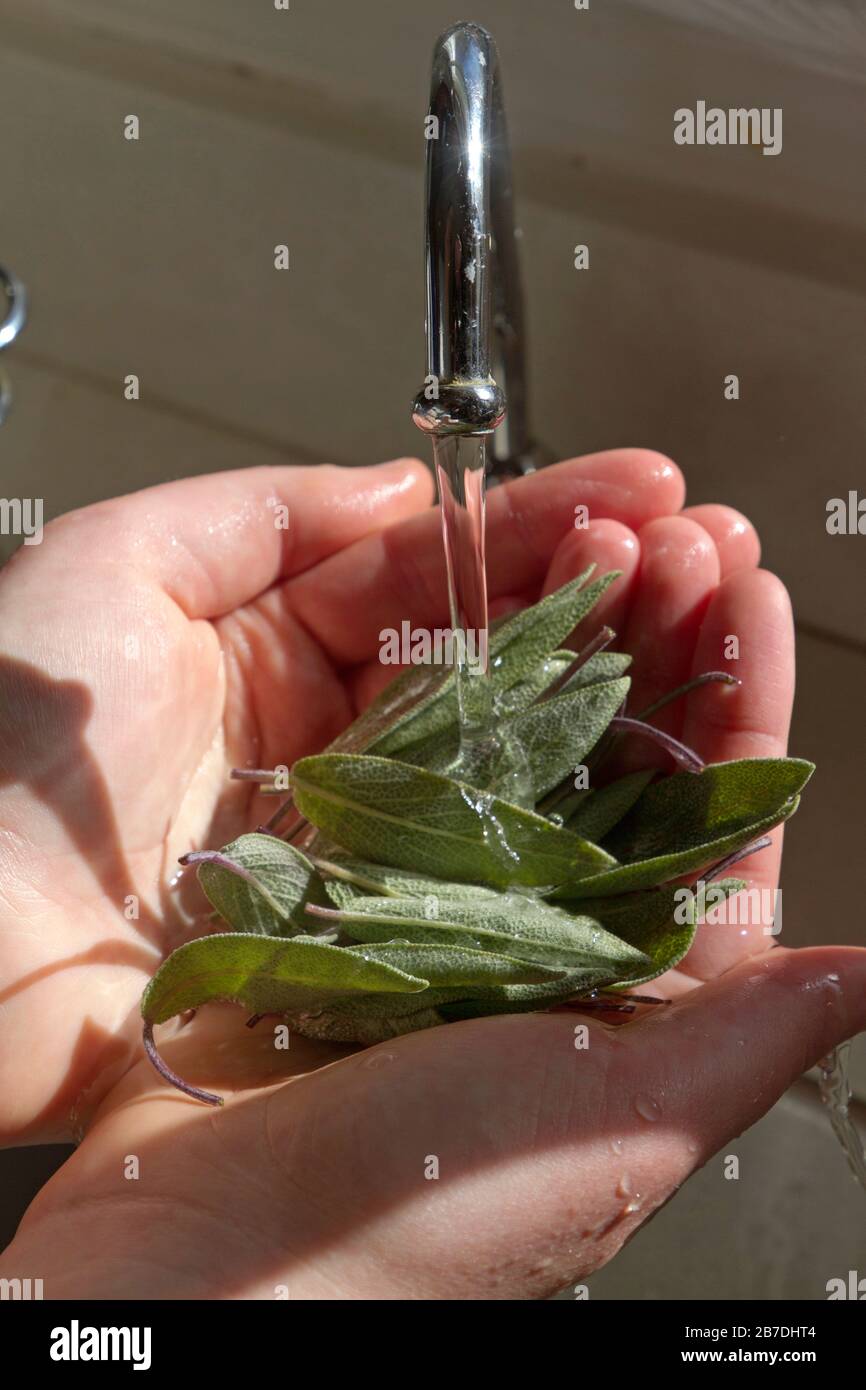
[
  {"xmin": 42, "ymin": 460, "xmax": 434, "ymax": 620},
  {"xmin": 682, "ymin": 568, "xmax": 795, "ymax": 764},
  {"xmin": 349, "ymin": 659, "xmax": 408, "ymax": 712},
  {"xmin": 514, "ymin": 945, "xmax": 866, "ymax": 1287},
  {"xmin": 432, "ymin": 946, "xmax": 865, "ymax": 1294},
  {"xmin": 682, "ymin": 504, "xmax": 760, "ymax": 576},
  {"xmin": 288, "ymin": 449, "xmax": 684, "ymax": 663},
  {"xmin": 488, "ymin": 596, "xmax": 528, "ymax": 621},
  {"xmin": 620, "ymin": 516, "xmax": 720, "ymax": 746},
  {"xmin": 678, "ymin": 567, "xmax": 795, "ymax": 977},
  {"xmin": 540, "ymin": 519, "xmax": 640, "ymax": 643}
]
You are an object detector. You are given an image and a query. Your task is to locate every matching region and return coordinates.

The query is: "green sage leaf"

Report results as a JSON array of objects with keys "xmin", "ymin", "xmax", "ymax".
[
  {"xmin": 141, "ymin": 932, "xmax": 428, "ymax": 1025},
  {"xmin": 485, "ymin": 568, "xmax": 618, "ymax": 690},
  {"xmin": 292, "ymin": 753, "xmax": 617, "ymax": 890},
  {"xmin": 394, "ymin": 675, "xmax": 629, "ymax": 790},
  {"xmin": 347, "ymin": 940, "xmax": 563, "ymax": 986},
  {"xmin": 552, "ymin": 758, "xmax": 812, "ymax": 898},
  {"xmin": 327, "ymin": 662, "xmax": 450, "ymax": 755},
  {"xmin": 371, "ymin": 567, "xmax": 617, "ymax": 757},
  {"xmin": 566, "ymin": 770, "xmax": 655, "ymax": 842},
  {"xmin": 555, "ymin": 649, "xmax": 632, "ymax": 694},
  {"xmin": 565, "ymin": 877, "xmax": 745, "ymax": 985},
  {"xmin": 329, "ymin": 891, "xmax": 651, "ymax": 974},
  {"xmin": 509, "ymin": 676, "xmax": 630, "ymax": 799},
  {"xmin": 315, "ymin": 856, "xmax": 498, "ymax": 906},
  {"xmin": 192, "ymin": 833, "xmax": 328, "ymax": 937}
]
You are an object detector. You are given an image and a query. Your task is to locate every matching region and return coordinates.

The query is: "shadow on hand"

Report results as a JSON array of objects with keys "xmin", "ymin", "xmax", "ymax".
[{"xmin": 0, "ymin": 655, "xmax": 166, "ymax": 948}]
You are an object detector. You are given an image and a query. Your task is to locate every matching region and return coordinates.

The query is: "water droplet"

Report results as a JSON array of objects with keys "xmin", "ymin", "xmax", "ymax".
[
  {"xmin": 609, "ymin": 1138, "xmax": 624, "ymax": 1156},
  {"xmin": 615, "ymin": 1174, "xmax": 639, "ymax": 1200},
  {"xmin": 634, "ymin": 1094, "xmax": 662, "ymax": 1122},
  {"xmin": 363, "ymin": 1052, "xmax": 397, "ymax": 1071}
]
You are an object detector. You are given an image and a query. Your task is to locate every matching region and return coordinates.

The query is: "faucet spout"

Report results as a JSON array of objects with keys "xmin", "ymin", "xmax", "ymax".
[{"xmin": 411, "ymin": 22, "xmax": 537, "ymax": 479}]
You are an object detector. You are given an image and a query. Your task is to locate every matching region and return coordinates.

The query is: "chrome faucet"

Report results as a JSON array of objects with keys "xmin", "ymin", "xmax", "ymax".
[{"xmin": 411, "ymin": 22, "xmax": 546, "ymax": 481}]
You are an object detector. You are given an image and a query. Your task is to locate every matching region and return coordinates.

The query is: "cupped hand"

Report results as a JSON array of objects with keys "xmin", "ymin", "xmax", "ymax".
[{"xmin": 1, "ymin": 451, "xmax": 863, "ymax": 1301}]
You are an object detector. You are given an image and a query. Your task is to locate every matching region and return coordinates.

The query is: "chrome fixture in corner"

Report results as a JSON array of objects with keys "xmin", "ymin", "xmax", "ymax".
[{"xmin": 0, "ymin": 264, "xmax": 28, "ymax": 426}]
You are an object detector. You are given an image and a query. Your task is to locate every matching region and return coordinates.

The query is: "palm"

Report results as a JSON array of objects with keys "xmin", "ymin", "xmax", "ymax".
[{"xmin": 3, "ymin": 453, "xmax": 864, "ymax": 1300}]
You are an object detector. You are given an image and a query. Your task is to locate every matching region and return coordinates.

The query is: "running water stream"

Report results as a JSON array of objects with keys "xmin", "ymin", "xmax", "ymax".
[
  {"xmin": 818, "ymin": 1044, "xmax": 866, "ymax": 1193},
  {"xmin": 433, "ymin": 434, "xmax": 491, "ymax": 740},
  {"xmin": 432, "ymin": 433, "xmax": 533, "ymax": 811}
]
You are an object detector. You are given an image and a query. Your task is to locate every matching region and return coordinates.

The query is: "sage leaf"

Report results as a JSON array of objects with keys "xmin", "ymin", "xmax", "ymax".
[
  {"xmin": 566, "ymin": 770, "xmax": 655, "ymax": 842},
  {"xmin": 315, "ymin": 856, "xmax": 498, "ymax": 905},
  {"xmin": 436, "ymin": 971, "xmax": 610, "ymax": 1023},
  {"xmin": 395, "ymin": 675, "xmax": 628, "ymax": 788},
  {"xmin": 372, "ymin": 566, "xmax": 617, "ymax": 757},
  {"xmin": 191, "ymin": 833, "xmax": 328, "ymax": 937},
  {"xmin": 327, "ymin": 662, "xmax": 450, "ymax": 755},
  {"xmin": 141, "ymin": 932, "xmax": 428, "ymax": 1026},
  {"xmin": 347, "ymin": 940, "xmax": 564, "ymax": 986},
  {"xmin": 509, "ymin": 676, "xmax": 630, "ymax": 799},
  {"xmin": 392, "ymin": 653, "xmax": 577, "ymax": 773},
  {"xmin": 285, "ymin": 988, "xmax": 466, "ymax": 1043},
  {"xmin": 585, "ymin": 876, "xmax": 747, "ymax": 987},
  {"xmin": 308, "ymin": 970, "xmax": 620, "ymax": 1039},
  {"xmin": 555, "ymin": 649, "xmax": 632, "ymax": 694},
  {"xmin": 326, "ymin": 891, "xmax": 651, "ymax": 973},
  {"xmin": 292, "ymin": 753, "xmax": 617, "ymax": 890},
  {"xmin": 552, "ymin": 758, "xmax": 812, "ymax": 898},
  {"xmin": 485, "ymin": 568, "xmax": 618, "ymax": 689},
  {"xmin": 492, "ymin": 652, "xmax": 575, "ymax": 718}
]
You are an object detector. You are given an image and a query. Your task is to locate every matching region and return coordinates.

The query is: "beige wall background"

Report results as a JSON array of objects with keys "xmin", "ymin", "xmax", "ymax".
[{"xmin": 0, "ymin": 0, "xmax": 864, "ymax": 1296}]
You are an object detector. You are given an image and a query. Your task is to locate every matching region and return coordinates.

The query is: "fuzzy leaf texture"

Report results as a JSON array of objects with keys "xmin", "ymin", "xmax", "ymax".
[
  {"xmin": 192, "ymin": 834, "xmax": 328, "ymax": 936},
  {"xmin": 351, "ymin": 566, "xmax": 617, "ymax": 758},
  {"xmin": 141, "ymin": 934, "xmax": 428, "ymax": 1025},
  {"xmin": 552, "ymin": 758, "xmax": 813, "ymax": 897},
  {"xmin": 322, "ymin": 890, "xmax": 650, "ymax": 974},
  {"xmin": 292, "ymin": 753, "xmax": 616, "ymax": 889}
]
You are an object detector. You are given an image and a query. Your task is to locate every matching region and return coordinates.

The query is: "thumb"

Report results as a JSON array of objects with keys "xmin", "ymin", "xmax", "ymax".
[
  {"xmin": 626, "ymin": 946, "xmax": 866, "ymax": 1164},
  {"xmin": 537, "ymin": 946, "xmax": 866, "ymax": 1289}
]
